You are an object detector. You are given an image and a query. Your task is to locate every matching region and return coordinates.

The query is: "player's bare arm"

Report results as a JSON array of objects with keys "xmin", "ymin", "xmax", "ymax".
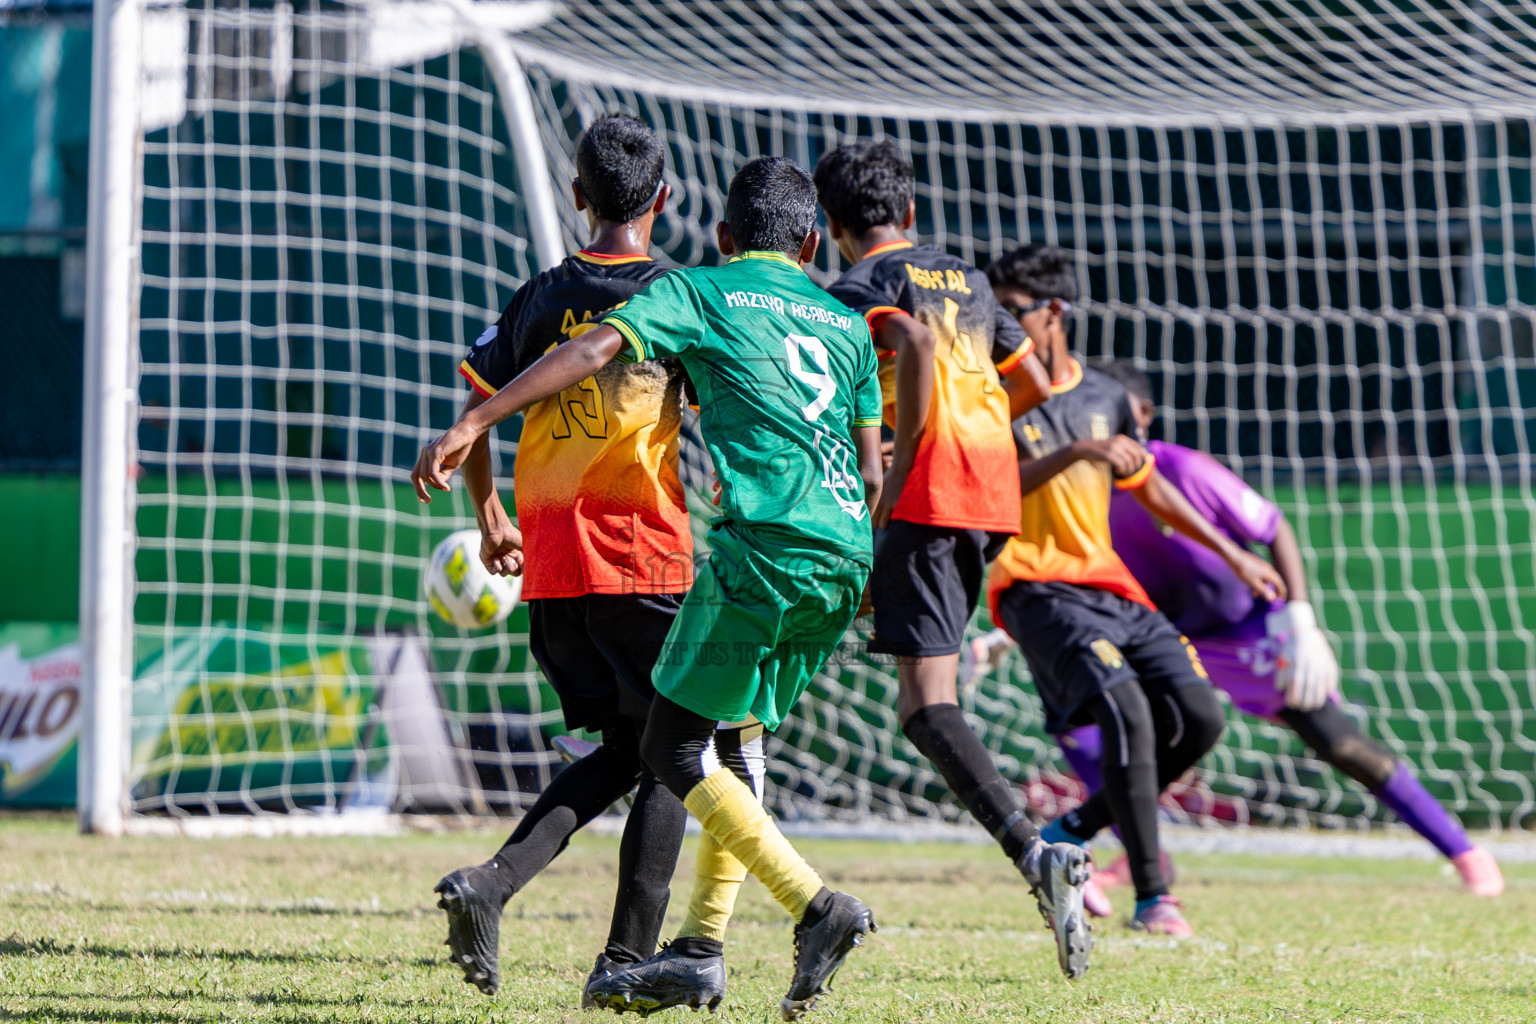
[
  {"xmin": 413, "ymin": 326, "xmax": 625, "ymax": 501},
  {"xmin": 1266, "ymin": 516, "xmax": 1310, "ymax": 603},
  {"xmin": 1001, "ymin": 350, "xmax": 1051, "ymax": 418},
  {"xmin": 1134, "ymin": 469, "xmax": 1286, "ymax": 603},
  {"xmin": 1015, "ymin": 435, "xmax": 1145, "ymax": 496},
  {"xmin": 854, "ymin": 423, "xmax": 885, "ymax": 516},
  {"xmin": 872, "ymin": 311, "xmax": 934, "ymax": 528},
  {"xmin": 450, "ymin": 389, "xmax": 525, "ymax": 577},
  {"xmin": 854, "ymin": 424, "xmax": 886, "ymax": 618}
]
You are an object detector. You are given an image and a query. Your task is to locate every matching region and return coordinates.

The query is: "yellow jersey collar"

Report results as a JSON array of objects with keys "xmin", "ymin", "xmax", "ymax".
[{"xmin": 728, "ymin": 250, "xmax": 802, "ymax": 269}]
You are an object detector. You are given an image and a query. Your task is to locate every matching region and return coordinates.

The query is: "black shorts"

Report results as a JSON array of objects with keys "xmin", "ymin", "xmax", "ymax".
[
  {"xmin": 527, "ymin": 592, "xmax": 684, "ymax": 731},
  {"xmin": 993, "ymin": 580, "xmax": 1212, "ymax": 734},
  {"xmin": 868, "ymin": 521, "xmax": 1011, "ymax": 658}
]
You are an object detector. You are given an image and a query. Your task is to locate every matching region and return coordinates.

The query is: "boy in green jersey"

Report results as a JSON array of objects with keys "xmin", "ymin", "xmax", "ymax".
[{"xmin": 415, "ymin": 156, "xmax": 884, "ymax": 1020}]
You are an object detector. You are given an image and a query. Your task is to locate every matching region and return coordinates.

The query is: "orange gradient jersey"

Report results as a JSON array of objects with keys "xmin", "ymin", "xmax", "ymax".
[
  {"xmin": 987, "ymin": 360, "xmax": 1156, "ymax": 616},
  {"xmin": 459, "ymin": 251, "xmax": 693, "ymax": 599},
  {"xmin": 827, "ymin": 240, "xmax": 1031, "ymax": 533}
]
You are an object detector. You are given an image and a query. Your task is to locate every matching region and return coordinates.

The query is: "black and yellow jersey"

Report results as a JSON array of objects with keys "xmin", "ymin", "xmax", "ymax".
[
  {"xmin": 459, "ymin": 250, "xmax": 692, "ymax": 599},
  {"xmin": 987, "ymin": 358, "xmax": 1155, "ymax": 615},
  {"xmin": 826, "ymin": 239, "xmax": 1032, "ymax": 533}
]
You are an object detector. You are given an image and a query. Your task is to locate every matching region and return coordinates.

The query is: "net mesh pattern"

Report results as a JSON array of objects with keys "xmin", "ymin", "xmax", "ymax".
[
  {"xmin": 132, "ymin": 0, "xmax": 553, "ymax": 815},
  {"xmin": 514, "ymin": 0, "xmax": 1536, "ymax": 125},
  {"xmin": 125, "ymin": 0, "xmax": 1536, "ymax": 833}
]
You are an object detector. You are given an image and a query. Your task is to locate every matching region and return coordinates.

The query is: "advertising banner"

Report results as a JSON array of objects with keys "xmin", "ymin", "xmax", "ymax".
[
  {"xmin": 130, "ymin": 626, "xmax": 392, "ymax": 809},
  {"xmin": 0, "ymin": 624, "xmax": 445, "ymax": 811},
  {"xmin": 0, "ymin": 622, "xmax": 83, "ymax": 806}
]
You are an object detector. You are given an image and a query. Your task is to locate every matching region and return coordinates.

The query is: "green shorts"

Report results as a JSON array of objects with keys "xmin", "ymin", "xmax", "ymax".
[{"xmin": 652, "ymin": 523, "xmax": 870, "ymax": 731}]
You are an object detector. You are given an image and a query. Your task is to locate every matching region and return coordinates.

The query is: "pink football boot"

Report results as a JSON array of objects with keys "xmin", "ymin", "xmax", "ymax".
[
  {"xmin": 1452, "ymin": 847, "xmax": 1505, "ymax": 896},
  {"xmin": 1130, "ymin": 895, "xmax": 1192, "ymax": 938},
  {"xmin": 1081, "ymin": 867, "xmax": 1114, "ymax": 919}
]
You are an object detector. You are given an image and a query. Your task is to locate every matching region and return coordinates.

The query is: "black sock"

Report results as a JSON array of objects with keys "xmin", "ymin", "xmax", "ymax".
[
  {"xmin": 1146, "ymin": 679, "xmax": 1227, "ymax": 791},
  {"xmin": 489, "ymin": 735, "xmax": 642, "ymax": 902},
  {"xmin": 603, "ymin": 764, "xmax": 688, "ymax": 963},
  {"xmin": 903, "ymin": 703, "xmax": 1040, "ymax": 863},
  {"xmin": 669, "ymin": 936, "xmax": 724, "ymax": 959},
  {"xmin": 802, "ymin": 886, "xmax": 835, "ymax": 926},
  {"xmin": 640, "ymin": 695, "xmax": 721, "ymax": 800},
  {"xmin": 1063, "ymin": 790, "xmax": 1116, "ymax": 839},
  {"xmin": 1056, "ymin": 806, "xmax": 1098, "ymax": 842},
  {"xmin": 1096, "ymin": 755, "xmax": 1166, "ymax": 901},
  {"xmin": 1075, "ymin": 686, "xmax": 1168, "ymax": 901},
  {"xmin": 1068, "ymin": 680, "xmax": 1223, "ymax": 899}
]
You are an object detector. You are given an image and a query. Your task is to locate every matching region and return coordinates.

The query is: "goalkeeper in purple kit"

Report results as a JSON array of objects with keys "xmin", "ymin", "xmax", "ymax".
[{"xmin": 1024, "ymin": 361, "xmax": 1503, "ymax": 906}]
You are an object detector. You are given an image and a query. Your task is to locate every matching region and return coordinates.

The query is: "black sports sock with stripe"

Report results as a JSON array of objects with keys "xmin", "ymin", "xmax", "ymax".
[
  {"xmin": 490, "ymin": 717, "xmax": 686, "ymax": 965},
  {"xmin": 902, "ymin": 703, "xmax": 1040, "ymax": 863}
]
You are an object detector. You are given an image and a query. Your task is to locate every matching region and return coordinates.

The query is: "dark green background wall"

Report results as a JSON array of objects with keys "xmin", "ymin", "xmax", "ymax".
[{"xmin": 0, "ymin": 475, "xmax": 81, "ymax": 622}]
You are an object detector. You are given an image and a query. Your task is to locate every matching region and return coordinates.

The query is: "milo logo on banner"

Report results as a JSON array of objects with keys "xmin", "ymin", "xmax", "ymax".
[
  {"xmin": 0, "ymin": 623, "xmax": 83, "ymax": 806},
  {"xmin": 0, "ymin": 624, "xmax": 396, "ymax": 809},
  {"xmin": 142, "ymin": 649, "xmax": 366, "ymax": 763},
  {"xmin": 130, "ymin": 626, "xmax": 388, "ymax": 807}
]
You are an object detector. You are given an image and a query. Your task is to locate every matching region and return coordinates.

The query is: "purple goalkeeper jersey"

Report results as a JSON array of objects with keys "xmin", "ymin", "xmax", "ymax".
[{"xmin": 1108, "ymin": 440, "xmax": 1283, "ymax": 637}]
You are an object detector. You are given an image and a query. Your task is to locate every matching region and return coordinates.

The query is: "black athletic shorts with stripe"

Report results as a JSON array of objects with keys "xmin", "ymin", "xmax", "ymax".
[{"xmin": 993, "ymin": 579, "xmax": 1212, "ymax": 735}]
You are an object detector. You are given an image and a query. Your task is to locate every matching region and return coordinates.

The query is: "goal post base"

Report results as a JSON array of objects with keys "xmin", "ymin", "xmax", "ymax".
[{"xmin": 124, "ymin": 812, "xmax": 408, "ymax": 840}]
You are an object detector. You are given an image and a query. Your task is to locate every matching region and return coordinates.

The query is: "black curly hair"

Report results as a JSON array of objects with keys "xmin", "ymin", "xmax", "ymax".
[
  {"xmin": 812, "ymin": 140, "xmax": 914, "ymax": 235},
  {"xmin": 985, "ymin": 244, "xmax": 1079, "ymax": 304},
  {"xmin": 726, "ymin": 156, "xmax": 818, "ymax": 257},
  {"xmin": 575, "ymin": 114, "xmax": 666, "ymax": 223}
]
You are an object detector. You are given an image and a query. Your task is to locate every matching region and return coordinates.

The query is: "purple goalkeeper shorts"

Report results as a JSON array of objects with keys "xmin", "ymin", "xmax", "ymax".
[{"xmin": 1188, "ymin": 616, "xmax": 1287, "ymax": 719}]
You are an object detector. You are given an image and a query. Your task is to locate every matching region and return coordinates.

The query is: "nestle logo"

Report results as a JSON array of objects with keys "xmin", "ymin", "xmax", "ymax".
[{"xmin": 28, "ymin": 661, "xmax": 81, "ymax": 685}]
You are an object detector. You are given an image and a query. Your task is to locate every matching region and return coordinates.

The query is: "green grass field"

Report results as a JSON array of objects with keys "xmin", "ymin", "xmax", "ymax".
[{"xmin": 2, "ymin": 817, "xmax": 1533, "ymax": 1023}]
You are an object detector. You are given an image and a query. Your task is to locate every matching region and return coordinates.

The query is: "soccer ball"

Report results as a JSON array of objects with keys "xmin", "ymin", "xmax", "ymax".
[{"xmin": 423, "ymin": 529, "xmax": 521, "ymax": 629}]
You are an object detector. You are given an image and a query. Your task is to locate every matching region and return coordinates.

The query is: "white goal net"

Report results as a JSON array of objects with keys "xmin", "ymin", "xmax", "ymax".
[{"xmin": 108, "ymin": 0, "xmax": 1536, "ymax": 836}]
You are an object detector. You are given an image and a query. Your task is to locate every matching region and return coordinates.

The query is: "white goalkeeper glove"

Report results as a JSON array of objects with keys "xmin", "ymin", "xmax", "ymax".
[
  {"xmin": 959, "ymin": 628, "xmax": 1013, "ymax": 690},
  {"xmin": 1266, "ymin": 601, "xmax": 1340, "ymax": 711}
]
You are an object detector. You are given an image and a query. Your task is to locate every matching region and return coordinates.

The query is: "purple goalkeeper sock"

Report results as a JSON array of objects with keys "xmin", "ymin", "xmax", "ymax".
[
  {"xmin": 1059, "ymin": 725, "xmax": 1105, "ymax": 793},
  {"xmin": 1372, "ymin": 762, "xmax": 1474, "ymax": 860}
]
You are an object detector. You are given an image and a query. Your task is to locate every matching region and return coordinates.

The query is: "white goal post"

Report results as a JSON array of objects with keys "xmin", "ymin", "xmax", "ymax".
[
  {"xmin": 77, "ymin": 0, "xmax": 567, "ymax": 834},
  {"xmin": 78, "ymin": 0, "xmax": 142, "ymax": 837},
  {"xmin": 80, "ymin": 0, "xmax": 1536, "ymax": 839}
]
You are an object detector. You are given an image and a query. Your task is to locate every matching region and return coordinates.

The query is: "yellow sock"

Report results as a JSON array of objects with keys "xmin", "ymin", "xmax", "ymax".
[
  {"xmin": 674, "ymin": 833, "xmax": 747, "ymax": 942},
  {"xmin": 684, "ymin": 769, "xmax": 824, "ymax": 923}
]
